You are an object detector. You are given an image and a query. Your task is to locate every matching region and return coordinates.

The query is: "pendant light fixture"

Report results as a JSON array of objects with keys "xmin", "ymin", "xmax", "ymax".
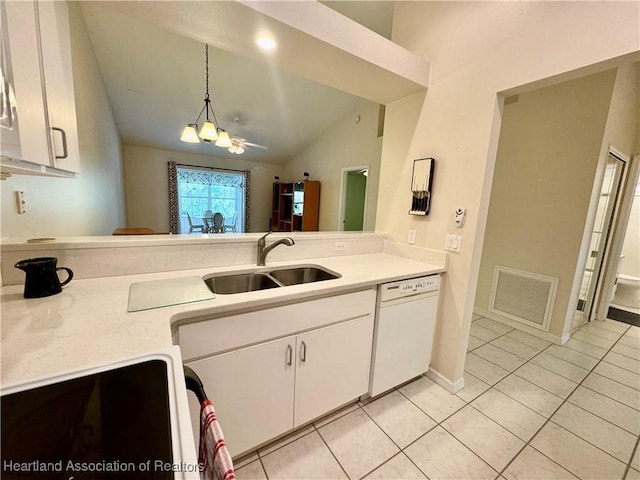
[
  {"xmin": 215, "ymin": 129, "xmax": 232, "ymax": 148},
  {"xmin": 180, "ymin": 44, "xmax": 220, "ymax": 144}
]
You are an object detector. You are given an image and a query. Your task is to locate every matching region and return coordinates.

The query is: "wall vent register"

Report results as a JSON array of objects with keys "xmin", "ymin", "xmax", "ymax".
[{"xmin": 489, "ymin": 265, "xmax": 558, "ymax": 331}]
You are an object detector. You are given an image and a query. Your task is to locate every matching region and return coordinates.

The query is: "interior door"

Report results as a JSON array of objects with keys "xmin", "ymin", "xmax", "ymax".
[
  {"xmin": 576, "ymin": 152, "xmax": 626, "ymax": 324},
  {"xmin": 293, "ymin": 315, "xmax": 373, "ymax": 427},
  {"xmin": 344, "ymin": 171, "xmax": 367, "ymax": 230}
]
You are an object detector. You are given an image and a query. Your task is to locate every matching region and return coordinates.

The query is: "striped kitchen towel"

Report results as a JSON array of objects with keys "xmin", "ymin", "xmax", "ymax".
[{"xmin": 199, "ymin": 399, "xmax": 235, "ymax": 480}]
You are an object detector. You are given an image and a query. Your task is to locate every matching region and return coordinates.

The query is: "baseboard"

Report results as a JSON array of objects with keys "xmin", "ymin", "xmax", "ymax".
[
  {"xmin": 473, "ymin": 307, "xmax": 568, "ymax": 345},
  {"xmin": 426, "ymin": 368, "xmax": 464, "ymax": 394}
]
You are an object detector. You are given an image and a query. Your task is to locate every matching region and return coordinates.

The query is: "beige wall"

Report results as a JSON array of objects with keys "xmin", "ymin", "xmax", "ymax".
[
  {"xmin": 378, "ymin": 2, "xmax": 640, "ymax": 385},
  {"xmin": 123, "ymin": 145, "xmax": 281, "ymax": 233},
  {"xmin": 600, "ymin": 63, "xmax": 640, "ymax": 158},
  {"xmin": 282, "ymin": 100, "xmax": 382, "ymax": 231},
  {"xmin": 0, "ymin": 2, "xmax": 125, "ymax": 238},
  {"xmin": 580, "ymin": 61, "xmax": 640, "ymax": 315},
  {"xmin": 475, "ymin": 70, "xmax": 617, "ymax": 339}
]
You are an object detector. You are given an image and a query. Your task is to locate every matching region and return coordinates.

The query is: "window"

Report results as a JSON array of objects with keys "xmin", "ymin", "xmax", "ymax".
[{"xmin": 168, "ymin": 163, "xmax": 249, "ymax": 234}]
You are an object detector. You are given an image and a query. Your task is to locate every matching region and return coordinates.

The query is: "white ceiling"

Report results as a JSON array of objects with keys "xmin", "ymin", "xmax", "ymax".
[{"xmin": 79, "ymin": 2, "xmax": 394, "ymax": 164}]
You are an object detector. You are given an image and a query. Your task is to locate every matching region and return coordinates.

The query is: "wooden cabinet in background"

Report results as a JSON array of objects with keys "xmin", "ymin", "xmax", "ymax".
[{"xmin": 271, "ymin": 180, "xmax": 320, "ymax": 232}]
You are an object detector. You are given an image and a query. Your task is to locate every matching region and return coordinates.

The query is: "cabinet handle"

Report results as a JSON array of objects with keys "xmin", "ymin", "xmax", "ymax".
[
  {"xmin": 286, "ymin": 344, "xmax": 293, "ymax": 366},
  {"xmin": 51, "ymin": 127, "xmax": 68, "ymax": 159},
  {"xmin": 300, "ymin": 341, "xmax": 307, "ymax": 363}
]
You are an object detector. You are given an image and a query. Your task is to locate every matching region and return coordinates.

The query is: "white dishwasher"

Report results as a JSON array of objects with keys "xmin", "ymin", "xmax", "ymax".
[{"xmin": 369, "ymin": 275, "xmax": 440, "ymax": 397}]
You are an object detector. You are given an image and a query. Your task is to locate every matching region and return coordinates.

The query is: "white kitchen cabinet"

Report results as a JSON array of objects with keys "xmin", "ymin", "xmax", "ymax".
[
  {"xmin": 294, "ymin": 316, "xmax": 373, "ymax": 427},
  {"xmin": 1, "ymin": 0, "xmax": 80, "ymax": 176},
  {"xmin": 179, "ymin": 289, "xmax": 376, "ymax": 457},
  {"xmin": 185, "ymin": 316, "xmax": 373, "ymax": 457},
  {"xmin": 186, "ymin": 336, "xmax": 295, "ymax": 457},
  {"xmin": 37, "ymin": 0, "xmax": 80, "ymax": 173}
]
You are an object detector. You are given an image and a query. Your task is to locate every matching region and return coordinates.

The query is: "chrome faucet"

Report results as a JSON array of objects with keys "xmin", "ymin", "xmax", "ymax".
[{"xmin": 257, "ymin": 232, "xmax": 295, "ymax": 266}]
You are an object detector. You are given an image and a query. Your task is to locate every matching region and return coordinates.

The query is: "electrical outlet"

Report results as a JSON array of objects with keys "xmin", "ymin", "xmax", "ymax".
[
  {"xmin": 15, "ymin": 191, "xmax": 25, "ymax": 214},
  {"xmin": 335, "ymin": 241, "xmax": 346, "ymax": 252},
  {"xmin": 408, "ymin": 229, "xmax": 416, "ymax": 244}
]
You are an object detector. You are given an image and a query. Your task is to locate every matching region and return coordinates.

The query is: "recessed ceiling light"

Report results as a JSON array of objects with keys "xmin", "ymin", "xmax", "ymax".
[{"xmin": 256, "ymin": 35, "xmax": 277, "ymax": 51}]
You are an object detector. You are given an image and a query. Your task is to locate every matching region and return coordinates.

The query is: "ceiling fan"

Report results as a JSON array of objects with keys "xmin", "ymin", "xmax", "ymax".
[{"xmin": 229, "ymin": 116, "xmax": 268, "ymax": 154}]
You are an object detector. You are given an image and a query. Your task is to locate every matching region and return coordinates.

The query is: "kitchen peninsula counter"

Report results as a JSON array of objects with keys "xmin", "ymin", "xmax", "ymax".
[{"xmin": 1, "ymin": 249, "xmax": 446, "ymax": 388}]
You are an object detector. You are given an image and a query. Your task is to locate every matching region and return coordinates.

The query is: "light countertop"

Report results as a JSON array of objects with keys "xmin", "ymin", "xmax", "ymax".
[{"xmin": 1, "ymin": 253, "xmax": 445, "ymax": 388}]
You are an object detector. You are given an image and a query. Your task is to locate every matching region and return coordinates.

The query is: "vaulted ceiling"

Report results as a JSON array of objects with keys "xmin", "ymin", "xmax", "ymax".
[{"xmin": 79, "ymin": 2, "xmax": 396, "ymax": 164}]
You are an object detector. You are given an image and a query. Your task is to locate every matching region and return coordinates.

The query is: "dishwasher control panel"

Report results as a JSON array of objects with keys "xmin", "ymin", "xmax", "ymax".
[{"xmin": 379, "ymin": 275, "xmax": 440, "ymax": 302}]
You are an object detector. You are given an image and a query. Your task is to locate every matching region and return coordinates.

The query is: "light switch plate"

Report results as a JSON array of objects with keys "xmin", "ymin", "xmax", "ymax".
[
  {"xmin": 445, "ymin": 234, "xmax": 462, "ymax": 252},
  {"xmin": 408, "ymin": 229, "xmax": 416, "ymax": 244}
]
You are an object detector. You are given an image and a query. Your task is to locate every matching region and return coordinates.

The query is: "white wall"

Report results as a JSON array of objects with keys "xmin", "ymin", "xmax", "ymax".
[
  {"xmin": 475, "ymin": 70, "xmax": 617, "ymax": 340},
  {"xmin": 282, "ymin": 99, "xmax": 382, "ymax": 231},
  {"xmin": 123, "ymin": 145, "xmax": 282, "ymax": 233},
  {"xmin": 620, "ymin": 183, "xmax": 640, "ymax": 279},
  {"xmin": 0, "ymin": 2, "xmax": 125, "ymax": 238},
  {"xmin": 378, "ymin": 2, "xmax": 640, "ymax": 385}
]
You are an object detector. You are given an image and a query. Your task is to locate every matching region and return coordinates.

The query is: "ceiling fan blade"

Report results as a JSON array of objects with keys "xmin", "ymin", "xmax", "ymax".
[{"xmin": 243, "ymin": 141, "xmax": 269, "ymax": 150}]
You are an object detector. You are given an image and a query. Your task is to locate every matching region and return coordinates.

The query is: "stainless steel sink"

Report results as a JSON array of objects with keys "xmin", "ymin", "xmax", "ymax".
[
  {"xmin": 204, "ymin": 265, "xmax": 341, "ymax": 294},
  {"xmin": 204, "ymin": 272, "xmax": 280, "ymax": 294},
  {"xmin": 269, "ymin": 266, "xmax": 340, "ymax": 286}
]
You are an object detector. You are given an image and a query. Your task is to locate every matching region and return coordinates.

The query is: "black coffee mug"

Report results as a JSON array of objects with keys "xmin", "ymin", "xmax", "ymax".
[{"xmin": 14, "ymin": 257, "xmax": 74, "ymax": 298}]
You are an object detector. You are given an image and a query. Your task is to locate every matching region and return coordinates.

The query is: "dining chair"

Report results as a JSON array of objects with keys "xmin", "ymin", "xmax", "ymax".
[
  {"xmin": 224, "ymin": 213, "xmax": 237, "ymax": 233},
  {"xmin": 202, "ymin": 210, "xmax": 213, "ymax": 233},
  {"xmin": 186, "ymin": 212, "xmax": 205, "ymax": 234},
  {"xmin": 212, "ymin": 212, "xmax": 225, "ymax": 233}
]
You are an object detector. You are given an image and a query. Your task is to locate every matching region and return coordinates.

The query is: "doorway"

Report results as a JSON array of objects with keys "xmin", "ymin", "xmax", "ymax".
[
  {"xmin": 575, "ymin": 150, "xmax": 628, "ymax": 327},
  {"xmin": 339, "ymin": 166, "xmax": 369, "ymax": 231}
]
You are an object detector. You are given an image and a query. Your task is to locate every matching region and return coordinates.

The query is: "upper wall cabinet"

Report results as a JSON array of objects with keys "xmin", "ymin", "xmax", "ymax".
[{"xmin": 1, "ymin": 0, "xmax": 80, "ymax": 177}]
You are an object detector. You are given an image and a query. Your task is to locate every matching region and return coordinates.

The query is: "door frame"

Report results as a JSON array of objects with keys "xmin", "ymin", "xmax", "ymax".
[
  {"xmin": 593, "ymin": 152, "xmax": 640, "ymax": 320},
  {"xmin": 337, "ymin": 164, "xmax": 369, "ymax": 231}
]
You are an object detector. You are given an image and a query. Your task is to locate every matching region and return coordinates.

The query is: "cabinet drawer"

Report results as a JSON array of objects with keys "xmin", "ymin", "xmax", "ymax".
[{"xmin": 178, "ymin": 289, "xmax": 375, "ymax": 361}]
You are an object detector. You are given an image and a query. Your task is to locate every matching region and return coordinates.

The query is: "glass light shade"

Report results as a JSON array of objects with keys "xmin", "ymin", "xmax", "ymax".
[
  {"xmin": 180, "ymin": 124, "xmax": 200, "ymax": 143},
  {"xmin": 215, "ymin": 131, "xmax": 232, "ymax": 148},
  {"xmin": 199, "ymin": 121, "xmax": 218, "ymax": 141},
  {"xmin": 229, "ymin": 144, "xmax": 244, "ymax": 155}
]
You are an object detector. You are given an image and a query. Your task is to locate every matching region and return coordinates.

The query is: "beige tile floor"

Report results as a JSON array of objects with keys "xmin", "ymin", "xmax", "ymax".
[{"xmin": 233, "ymin": 315, "xmax": 640, "ymax": 480}]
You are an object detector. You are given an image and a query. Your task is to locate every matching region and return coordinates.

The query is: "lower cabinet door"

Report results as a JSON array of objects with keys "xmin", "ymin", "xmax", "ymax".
[
  {"xmin": 293, "ymin": 315, "xmax": 374, "ymax": 427},
  {"xmin": 186, "ymin": 336, "xmax": 295, "ymax": 457}
]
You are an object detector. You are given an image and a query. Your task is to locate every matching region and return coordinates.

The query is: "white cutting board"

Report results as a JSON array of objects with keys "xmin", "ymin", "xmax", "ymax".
[{"xmin": 128, "ymin": 276, "xmax": 215, "ymax": 312}]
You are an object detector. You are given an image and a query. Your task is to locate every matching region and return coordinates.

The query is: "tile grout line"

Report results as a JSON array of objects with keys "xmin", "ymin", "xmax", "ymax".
[
  {"xmin": 238, "ymin": 319, "xmax": 637, "ymax": 479},
  {"xmin": 395, "ymin": 379, "xmax": 502, "ymax": 477},
  {"xmin": 358, "ymin": 397, "xmax": 437, "ymax": 479},
  {"xmin": 312, "ymin": 410, "xmax": 357, "ymax": 480},
  {"xmin": 579, "ymin": 371, "xmax": 640, "ymax": 402},
  {"xmin": 472, "ymin": 326, "xmax": 638, "ymax": 392},
  {"xmin": 496, "ymin": 324, "xmax": 637, "ymax": 479},
  {"xmin": 253, "ymin": 403, "xmax": 357, "ymax": 475},
  {"xmin": 622, "ymin": 435, "xmax": 640, "ymax": 480}
]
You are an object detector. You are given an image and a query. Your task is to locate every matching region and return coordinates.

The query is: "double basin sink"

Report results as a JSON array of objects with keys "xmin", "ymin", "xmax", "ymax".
[{"xmin": 204, "ymin": 265, "xmax": 341, "ymax": 295}]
